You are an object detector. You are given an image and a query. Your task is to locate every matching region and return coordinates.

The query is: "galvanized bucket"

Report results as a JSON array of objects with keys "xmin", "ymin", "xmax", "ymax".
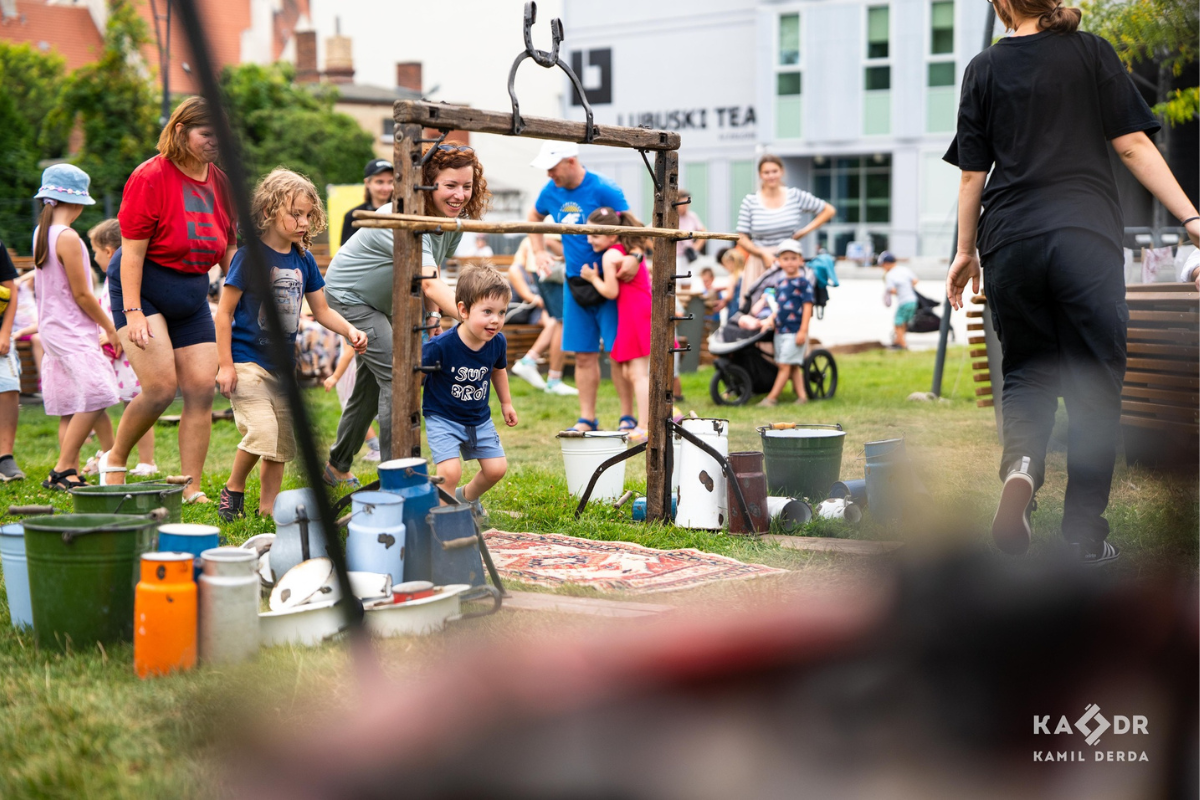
[{"xmin": 864, "ymin": 437, "xmax": 909, "ymax": 524}]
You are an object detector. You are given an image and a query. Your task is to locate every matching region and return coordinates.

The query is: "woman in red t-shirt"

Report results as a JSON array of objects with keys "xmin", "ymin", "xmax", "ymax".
[{"xmin": 102, "ymin": 97, "xmax": 236, "ymax": 502}]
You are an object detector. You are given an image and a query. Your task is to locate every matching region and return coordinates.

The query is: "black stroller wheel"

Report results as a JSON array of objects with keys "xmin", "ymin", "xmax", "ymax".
[
  {"xmin": 804, "ymin": 349, "xmax": 838, "ymax": 400},
  {"xmin": 710, "ymin": 363, "xmax": 754, "ymax": 406}
]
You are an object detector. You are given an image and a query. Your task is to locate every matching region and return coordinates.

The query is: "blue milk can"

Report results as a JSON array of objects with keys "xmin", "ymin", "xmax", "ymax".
[
  {"xmin": 864, "ymin": 438, "xmax": 909, "ymax": 524},
  {"xmin": 378, "ymin": 458, "xmax": 439, "ymax": 583},
  {"xmin": 156, "ymin": 523, "xmax": 221, "ymax": 580},
  {"xmin": 427, "ymin": 505, "xmax": 484, "ymax": 588},
  {"xmin": 0, "ymin": 523, "xmax": 31, "ymax": 629},
  {"xmin": 345, "ymin": 492, "xmax": 406, "ymax": 584},
  {"xmin": 271, "ymin": 489, "xmax": 330, "ymax": 579}
]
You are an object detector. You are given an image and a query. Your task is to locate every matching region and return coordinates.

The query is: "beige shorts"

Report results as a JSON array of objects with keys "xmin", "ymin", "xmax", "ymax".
[{"xmin": 230, "ymin": 362, "xmax": 295, "ymax": 462}]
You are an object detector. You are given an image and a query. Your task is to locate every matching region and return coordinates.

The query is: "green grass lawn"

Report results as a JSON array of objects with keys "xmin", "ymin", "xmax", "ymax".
[{"xmin": 0, "ymin": 345, "xmax": 1194, "ymax": 797}]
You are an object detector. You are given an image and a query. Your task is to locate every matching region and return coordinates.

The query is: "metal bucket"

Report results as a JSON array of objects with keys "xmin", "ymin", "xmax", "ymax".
[
  {"xmin": 829, "ymin": 479, "xmax": 868, "ymax": 507},
  {"xmin": 758, "ymin": 423, "xmax": 846, "ymax": 502},
  {"xmin": 23, "ymin": 513, "xmax": 158, "ymax": 650},
  {"xmin": 347, "ymin": 520, "xmax": 406, "ymax": 585},
  {"xmin": 156, "ymin": 523, "xmax": 220, "ymax": 580},
  {"xmin": 676, "ymin": 418, "xmax": 730, "ymax": 530},
  {"xmin": 198, "ymin": 547, "xmax": 259, "ymax": 666},
  {"xmin": 0, "ymin": 523, "xmax": 31, "ymax": 628},
  {"xmin": 70, "ymin": 483, "xmax": 184, "ymax": 523},
  {"xmin": 271, "ymin": 489, "xmax": 330, "ymax": 579},
  {"xmin": 558, "ymin": 431, "xmax": 629, "ymax": 501},
  {"xmin": 427, "ymin": 505, "xmax": 484, "ymax": 587},
  {"xmin": 865, "ymin": 438, "xmax": 909, "ymax": 524},
  {"xmin": 378, "ymin": 458, "xmax": 439, "ymax": 583},
  {"xmin": 727, "ymin": 451, "xmax": 769, "ymax": 535},
  {"xmin": 766, "ymin": 496, "xmax": 814, "ymax": 532}
]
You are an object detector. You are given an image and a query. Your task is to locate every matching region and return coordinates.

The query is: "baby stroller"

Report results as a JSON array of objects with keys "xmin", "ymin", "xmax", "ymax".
[
  {"xmin": 907, "ymin": 290, "xmax": 954, "ymax": 339},
  {"xmin": 707, "ymin": 323, "xmax": 838, "ymax": 406}
]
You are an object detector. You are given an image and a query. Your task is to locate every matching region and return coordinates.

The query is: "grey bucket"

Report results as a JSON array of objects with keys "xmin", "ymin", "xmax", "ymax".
[
  {"xmin": 757, "ymin": 424, "xmax": 846, "ymax": 502},
  {"xmin": 864, "ymin": 437, "xmax": 909, "ymax": 523}
]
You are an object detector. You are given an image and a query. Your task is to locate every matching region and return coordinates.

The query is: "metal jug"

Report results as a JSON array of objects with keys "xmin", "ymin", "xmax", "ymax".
[
  {"xmin": 198, "ymin": 547, "xmax": 259, "ymax": 666},
  {"xmin": 271, "ymin": 489, "xmax": 329, "ymax": 579},
  {"xmin": 134, "ymin": 552, "xmax": 197, "ymax": 679},
  {"xmin": 427, "ymin": 505, "xmax": 484, "ymax": 588},
  {"xmin": 378, "ymin": 458, "xmax": 439, "ymax": 583}
]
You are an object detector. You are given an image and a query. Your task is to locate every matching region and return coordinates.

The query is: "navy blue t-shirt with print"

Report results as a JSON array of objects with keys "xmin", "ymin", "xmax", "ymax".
[
  {"xmin": 421, "ymin": 326, "xmax": 508, "ymax": 426},
  {"xmin": 775, "ymin": 275, "xmax": 814, "ymax": 334},
  {"xmin": 225, "ymin": 242, "xmax": 325, "ymax": 371}
]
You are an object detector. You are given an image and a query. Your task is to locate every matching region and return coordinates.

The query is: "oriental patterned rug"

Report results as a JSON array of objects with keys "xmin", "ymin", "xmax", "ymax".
[{"xmin": 482, "ymin": 530, "xmax": 786, "ymax": 595}]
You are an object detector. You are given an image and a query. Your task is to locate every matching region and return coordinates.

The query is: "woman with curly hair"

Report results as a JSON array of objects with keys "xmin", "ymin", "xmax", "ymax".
[
  {"xmin": 323, "ymin": 144, "xmax": 491, "ymax": 484},
  {"xmin": 103, "ymin": 96, "xmax": 235, "ymax": 501}
]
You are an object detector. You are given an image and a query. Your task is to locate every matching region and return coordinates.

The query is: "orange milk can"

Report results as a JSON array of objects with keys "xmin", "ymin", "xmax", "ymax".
[{"xmin": 134, "ymin": 552, "xmax": 197, "ymax": 678}]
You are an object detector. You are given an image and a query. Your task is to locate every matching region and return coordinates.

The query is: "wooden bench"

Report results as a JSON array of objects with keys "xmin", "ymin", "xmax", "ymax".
[{"xmin": 1121, "ymin": 283, "xmax": 1198, "ymax": 467}]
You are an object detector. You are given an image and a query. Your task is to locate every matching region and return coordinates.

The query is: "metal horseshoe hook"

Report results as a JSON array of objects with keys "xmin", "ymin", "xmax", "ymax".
[{"xmin": 508, "ymin": 1, "xmax": 596, "ymax": 142}]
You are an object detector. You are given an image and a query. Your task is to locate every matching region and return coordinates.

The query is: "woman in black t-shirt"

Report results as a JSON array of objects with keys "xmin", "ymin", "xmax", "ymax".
[
  {"xmin": 339, "ymin": 158, "xmax": 394, "ymax": 246},
  {"xmin": 944, "ymin": 0, "xmax": 1200, "ymax": 565}
]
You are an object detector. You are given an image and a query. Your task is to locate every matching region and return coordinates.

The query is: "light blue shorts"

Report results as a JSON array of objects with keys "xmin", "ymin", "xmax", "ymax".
[
  {"xmin": 894, "ymin": 301, "xmax": 918, "ymax": 326},
  {"xmin": 561, "ymin": 287, "xmax": 618, "ymax": 353},
  {"xmin": 0, "ymin": 349, "xmax": 21, "ymax": 394},
  {"xmin": 425, "ymin": 414, "xmax": 505, "ymax": 465}
]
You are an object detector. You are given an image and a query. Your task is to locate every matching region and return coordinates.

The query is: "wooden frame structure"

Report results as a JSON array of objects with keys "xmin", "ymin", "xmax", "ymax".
[{"xmin": 360, "ymin": 97, "xmax": 739, "ymax": 525}]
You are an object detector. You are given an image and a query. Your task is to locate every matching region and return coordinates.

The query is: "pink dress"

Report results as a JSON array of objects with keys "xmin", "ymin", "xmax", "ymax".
[
  {"xmin": 608, "ymin": 243, "xmax": 652, "ymax": 363},
  {"xmin": 98, "ymin": 279, "xmax": 142, "ymax": 403},
  {"xmin": 33, "ymin": 225, "xmax": 120, "ymax": 416}
]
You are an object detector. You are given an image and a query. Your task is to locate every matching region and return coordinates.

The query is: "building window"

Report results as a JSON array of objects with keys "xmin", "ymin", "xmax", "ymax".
[
  {"xmin": 776, "ymin": 13, "xmax": 803, "ymax": 139},
  {"xmin": 927, "ymin": 0, "xmax": 956, "ymax": 132},
  {"xmin": 382, "ymin": 118, "xmax": 395, "ymax": 144},
  {"xmin": 683, "ymin": 163, "xmax": 709, "ymax": 227},
  {"xmin": 730, "ymin": 160, "xmax": 756, "ymax": 231},
  {"xmin": 864, "ymin": 6, "xmax": 891, "ymax": 135},
  {"xmin": 812, "ymin": 155, "xmax": 891, "ymax": 257}
]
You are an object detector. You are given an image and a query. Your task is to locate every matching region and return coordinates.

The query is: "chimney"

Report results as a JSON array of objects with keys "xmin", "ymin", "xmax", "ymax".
[
  {"xmin": 324, "ymin": 18, "xmax": 354, "ymax": 85},
  {"xmin": 294, "ymin": 30, "xmax": 318, "ymax": 84},
  {"xmin": 396, "ymin": 62, "xmax": 422, "ymax": 94}
]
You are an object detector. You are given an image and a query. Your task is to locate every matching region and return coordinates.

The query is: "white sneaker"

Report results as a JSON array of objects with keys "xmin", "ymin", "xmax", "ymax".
[
  {"xmin": 546, "ymin": 380, "xmax": 579, "ymax": 396},
  {"xmin": 362, "ymin": 448, "xmax": 381, "ymax": 462},
  {"xmin": 511, "ymin": 359, "xmax": 547, "ymax": 390}
]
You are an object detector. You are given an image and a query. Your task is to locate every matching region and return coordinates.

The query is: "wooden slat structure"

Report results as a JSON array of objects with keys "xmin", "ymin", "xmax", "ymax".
[
  {"xmin": 379, "ymin": 98, "xmax": 717, "ymax": 522},
  {"xmin": 1120, "ymin": 283, "xmax": 1198, "ymax": 465}
]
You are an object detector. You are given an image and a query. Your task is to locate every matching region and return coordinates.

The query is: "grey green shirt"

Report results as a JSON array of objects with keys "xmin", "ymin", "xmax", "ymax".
[{"xmin": 323, "ymin": 202, "xmax": 462, "ymax": 317}]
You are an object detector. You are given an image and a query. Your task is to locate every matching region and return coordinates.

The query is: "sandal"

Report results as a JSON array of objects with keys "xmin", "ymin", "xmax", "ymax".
[
  {"xmin": 322, "ymin": 462, "xmax": 361, "ymax": 489},
  {"xmin": 617, "ymin": 415, "xmax": 638, "ymax": 432},
  {"xmin": 43, "ymin": 468, "xmax": 88, "ymax": 492},
  {"xmin": 567, "ymin": 418, "xmax": 599, "ymax": 433},
  {"xmin": 97, "ymin": 451, "xmax": 127, "ymax": 486},
  {"xmin": 183, "ymin": 491, "xmax": 209, "ymax": 505},
  {"xmin": 627, "ymin": 428, "xmax": 648, "ymax": 445}
]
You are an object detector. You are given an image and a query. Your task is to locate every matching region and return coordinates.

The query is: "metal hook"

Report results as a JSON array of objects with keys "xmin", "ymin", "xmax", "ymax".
[{"xmin": 507, "ymin": 2, "xmax": 596, "ymax": 142}]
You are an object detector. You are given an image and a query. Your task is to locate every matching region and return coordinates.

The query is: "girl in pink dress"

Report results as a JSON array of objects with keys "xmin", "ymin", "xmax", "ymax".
[
  {"xmin": 580, "ymin": 208, "xmax": 651, "ymax": 443},
  {"xmin": 31, "ymin": 164, "xmax": 121, "ymax": 490}
]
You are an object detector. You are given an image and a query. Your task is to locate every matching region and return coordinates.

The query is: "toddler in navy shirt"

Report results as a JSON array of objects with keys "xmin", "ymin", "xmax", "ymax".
[{"xmin": 422, "ymin": 264, "xmax": 518, "ymax": 513}]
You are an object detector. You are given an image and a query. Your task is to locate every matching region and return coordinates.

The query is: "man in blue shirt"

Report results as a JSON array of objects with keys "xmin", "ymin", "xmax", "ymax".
[{"xmin": 527, "ymin": 142, "xmax": 636, "ymax": 433}]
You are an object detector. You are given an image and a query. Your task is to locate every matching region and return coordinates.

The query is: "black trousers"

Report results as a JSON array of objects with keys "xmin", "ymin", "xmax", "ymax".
[{"xmin": 983, "ymin": 227, "xmax": 1127, "ymax": 547}]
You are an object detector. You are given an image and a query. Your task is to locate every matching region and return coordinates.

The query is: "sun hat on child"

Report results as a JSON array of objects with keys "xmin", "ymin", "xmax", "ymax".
[
  {"xmin": 775, "ymin": 239, "xmax": 803, "ymax": 256},
  {"xmin": 34, "ymin": 163, "xmax": 96, "ymax": 206}
]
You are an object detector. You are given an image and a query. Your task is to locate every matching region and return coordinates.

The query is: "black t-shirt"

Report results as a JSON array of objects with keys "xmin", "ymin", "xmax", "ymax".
[
  {"xmin": 944, "ymin": 30, "xmax": 1159, "ymax": 256},
  {"xmin": 340, "ymin": 201, "xmax": 377, "ymax": 246},
  {"xmin": 0, "ymin": 243, "xmax": 17, "ymax": 283}
]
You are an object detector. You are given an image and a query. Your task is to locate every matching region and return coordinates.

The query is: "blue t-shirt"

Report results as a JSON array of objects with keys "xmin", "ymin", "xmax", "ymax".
[
  {"xmin": 775, "ymin": 275, "xmax": 814, "ymax": 334},
  {"xmin": 534, "ymin": 171, "xmax": 628, "ymax": 276},
  {"xmin": 421, "ymin": 326, "xmax": 508, "ymax": 426},
  {"xmin": 225, "ymin": 242, "xmax": 325, "ymax": 370}
]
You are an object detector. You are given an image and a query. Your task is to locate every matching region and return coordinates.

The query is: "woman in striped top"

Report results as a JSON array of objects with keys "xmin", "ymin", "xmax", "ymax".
[{"xmin": 736, "ymin": 154, "xmax": 835, "ymax": 304}]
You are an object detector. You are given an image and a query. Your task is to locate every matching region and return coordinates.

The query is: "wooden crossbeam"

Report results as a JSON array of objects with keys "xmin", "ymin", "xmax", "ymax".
[
  {"xmin": 394, "ymin": 100, "xmax": 681, "ymax": 150},
  {"xmin": 355, "ymin": 211, "xmax": 738, "ymax": 242}
]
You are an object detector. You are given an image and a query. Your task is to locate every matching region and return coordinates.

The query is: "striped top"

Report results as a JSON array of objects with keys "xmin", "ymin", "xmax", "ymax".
[{"xmin": 736, "ymin": 187, "xmax": 826, "ymax": 246}]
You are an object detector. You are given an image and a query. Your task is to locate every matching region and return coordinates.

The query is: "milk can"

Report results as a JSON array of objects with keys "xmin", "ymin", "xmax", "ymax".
[
  {"xmin": 378, "ymin": 458, "xmax": 439, "ymax": 583},
  {"xmin": 198, "ymin": 547, "xmax": 259, "ymax": 666},
  {"xmin": 134, "ymin": 552, "xmax": 197, "ymax": 678},
  {"xmin": 675, "ymin": 418, "xmax": 730, "ymax": 530},
  {"xmin": 345, "ymin": 491, "xmax": 406, "ymax": 584},
  {"xmin": 271, "ymin": 489, "xmax": 330, "ymax": 578},
  {"xmin": 727, "ymin": 451, "xmax": 770, "ymax": 535}
]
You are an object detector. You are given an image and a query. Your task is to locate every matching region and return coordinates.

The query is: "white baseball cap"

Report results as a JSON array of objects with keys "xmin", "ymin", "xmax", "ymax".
[
  {"xmin": 775, "ymin": 239, "xmax": 803, "ymax": 256},
  {"xmin": 530, "ymin": 141, "xmax": 580, "ymax": 170}
]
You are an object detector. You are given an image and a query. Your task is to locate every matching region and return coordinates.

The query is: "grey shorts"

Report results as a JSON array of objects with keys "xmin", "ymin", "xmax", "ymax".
[
  {"xmin": 774, "ymin": 331, "xmax": 808, "ymax": 366},
  {"xmin": 425, "ymin": 415, "xmax": 505, "ymax": 465}
]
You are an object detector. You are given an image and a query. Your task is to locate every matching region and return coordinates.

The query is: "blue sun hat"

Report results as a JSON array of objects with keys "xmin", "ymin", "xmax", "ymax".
[{"xmin": 34, "ymin": 163, "xmax": 96, "ymax": 206}]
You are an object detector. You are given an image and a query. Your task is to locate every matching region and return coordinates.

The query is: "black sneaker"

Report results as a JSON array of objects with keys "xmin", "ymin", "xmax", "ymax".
[
  {"xmin": 218, "ymin": 486, "xmax": 245, "ymax": 522},
  {"xmin": 1075, "ymin": 540, "xmax": 1120, "ymax": 567},
  {"xmin": 991, "ymin": 469, "xmax": 1035, "ymax": 555},
  {"xmin": 0, "ymin": 455, "xmax": 25, "ymax": 482}
]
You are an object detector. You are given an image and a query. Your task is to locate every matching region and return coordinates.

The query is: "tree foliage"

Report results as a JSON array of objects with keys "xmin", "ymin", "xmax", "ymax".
[
  {"xmin": 220, "ymin": 62, "xmax": 376, "ymax": 193},
  {"xmin": 0, "ymin": 43, "xmax": 68, "ymax": 252},
  {"xmin": 1082, "ymin": 0, "xmax": 1199, "ymax": 125}
]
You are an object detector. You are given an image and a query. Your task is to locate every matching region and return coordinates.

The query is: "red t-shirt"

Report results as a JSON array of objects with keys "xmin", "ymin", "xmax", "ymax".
[{"xmin": 118, "ymin": 155, "xmax": 236, "ymax": 274}]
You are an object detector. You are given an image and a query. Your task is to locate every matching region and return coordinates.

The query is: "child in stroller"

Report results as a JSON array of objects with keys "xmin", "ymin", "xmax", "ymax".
[{"xmin": 707, "ymin": 246, "xmax": 838, "ymax": 406}]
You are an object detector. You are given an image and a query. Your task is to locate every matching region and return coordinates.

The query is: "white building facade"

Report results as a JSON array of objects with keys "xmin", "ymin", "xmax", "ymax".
[{"xmin": 560, "ymin": 0, "xmax": 994, "ymax": 260}]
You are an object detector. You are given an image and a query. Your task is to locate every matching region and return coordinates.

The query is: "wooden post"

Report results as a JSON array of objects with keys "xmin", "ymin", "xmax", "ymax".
[
  {"xmin": 646, "ymin": 150, "xmax": 679, "ymax": 523},
  {"xmin": 391, "ymin": 123, "xmax": 426, "ymax": 459}
]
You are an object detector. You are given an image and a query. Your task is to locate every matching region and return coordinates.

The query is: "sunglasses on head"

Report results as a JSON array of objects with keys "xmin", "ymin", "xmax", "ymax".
[{"xmin": 435, "ymin": 144, "xmax": 475, "ymax": 154}]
